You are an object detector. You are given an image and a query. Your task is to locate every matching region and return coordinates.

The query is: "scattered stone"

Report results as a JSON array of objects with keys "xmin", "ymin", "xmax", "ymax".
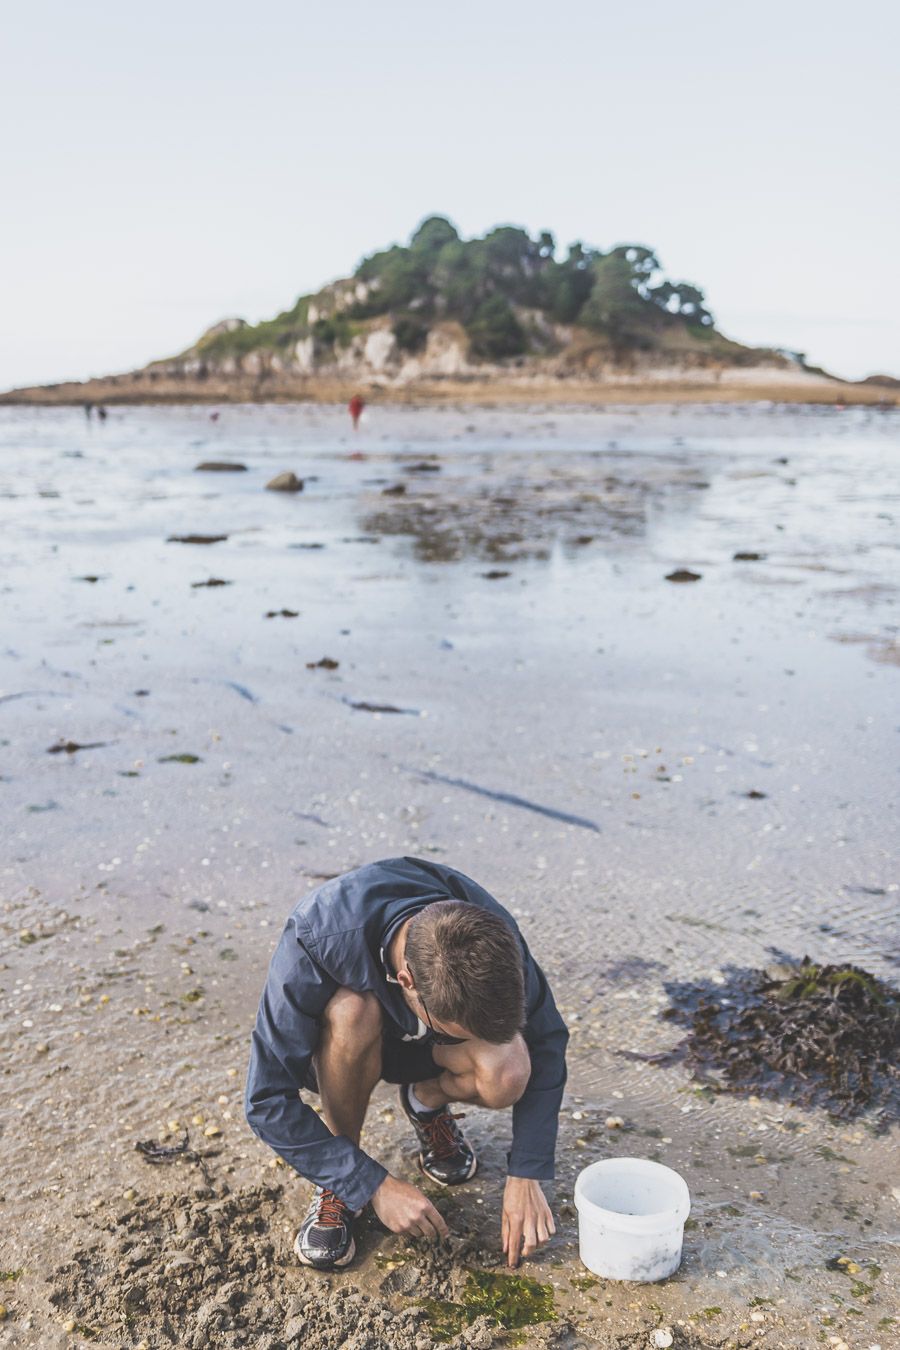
[
  {"xmin": 167, "ymin": 534, "xmax": 229, "ymax": 545},
  {"xmin": 75, "ymin": 575, "xmax": 103, "ymax": 583},
  {"xmin": 343, "ymin": 698, "xmax": 418, "ymax": 715},
  {"xmin": 652, "ymin": 1330, "xmax": 674, "ymax": 1349},
  {"xmin": 605, "ymin": 1115, "xmax": 625, "ymax": 1130},
  {"xmin": 665, "ymin": 568, "xmax": 702, "ymax": 583},
  {"xmin": 265, "ymin": 609, "xmax": 299, "ymax": 619},
  {"xmin": 191, "ymin": 578, "xmax": 232, "ymax": 588},
  {"xmin": 382, "ymin": 482, "xmax": 407, "ymax": 495},
  {"xmin": 266, "ymin": 472, "xmax": 304, "ymax": 493},
  {"xmin": 158, "ymin": 753, "xmax": 202, "ymax": 764},
  {"xmin": 733, "ymin": 551, "xmax": 767, "ymax": 561},
  {"xmin": 194, "ymin": 462, "xmax": 247, "ymax": 472},
  {"xmin": 406, "ymin": 461, "xmax": 442, "ymax": 473},
  {"xmin": 481, "ymin": 570, "xmax": 511, "ymax": 579},
  {"xmin": 306, "ymin": 657, "xmax": 339, "ymax": 670},
  {"xmin": 47, "ymin": 739, "xmax": 108, "ymax": 755},
  {"xmin": 744, "ymin": 789, "xmax": 768, "ymax": 799}
]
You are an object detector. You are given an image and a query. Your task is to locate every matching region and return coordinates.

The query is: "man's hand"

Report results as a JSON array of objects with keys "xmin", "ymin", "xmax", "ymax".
[
  {"xmin": 372, "ymin": 1175, "xmax": 450, "ymax": 1242},
  {"xmin": 501, "ymin": 1176, "xmax": 555, "ymax": 1268}
]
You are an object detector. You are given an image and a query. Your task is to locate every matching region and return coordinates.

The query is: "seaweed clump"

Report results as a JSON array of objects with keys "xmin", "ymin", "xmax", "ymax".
[
  {"xmin": 661, "ymin": 958, "xmax": 899, "ymax": 1120},
  {"xmin": 417, "ymin": 1269, "xmax": 556, "ymax": 1342}
]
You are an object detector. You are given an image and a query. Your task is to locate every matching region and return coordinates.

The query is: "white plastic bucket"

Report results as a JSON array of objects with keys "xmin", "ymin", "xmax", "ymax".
[{"xmin": 574, "ymin": 1157, "xmax": 691, "ymax": 1282}]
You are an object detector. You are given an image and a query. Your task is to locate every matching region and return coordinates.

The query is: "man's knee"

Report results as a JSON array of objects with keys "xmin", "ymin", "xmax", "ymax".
[
  {"xmin": 321, "ymin": 988, "xmax": 382, "ymax": 1046},
  {"xmin": 474, "ymin": 1038, "xmax": 531, "ymax": 1110}
]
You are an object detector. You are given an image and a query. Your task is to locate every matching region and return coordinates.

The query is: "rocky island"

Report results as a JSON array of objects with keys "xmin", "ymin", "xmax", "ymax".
[{"xmin": 4, "ymin": 216, "xmax": 895, "ymax": 406}]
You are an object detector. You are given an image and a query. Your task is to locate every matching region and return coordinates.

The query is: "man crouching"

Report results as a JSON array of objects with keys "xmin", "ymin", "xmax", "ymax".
[{"xmin": 245, "ymin": 857, "xmax": 568, "ymax": 1270}]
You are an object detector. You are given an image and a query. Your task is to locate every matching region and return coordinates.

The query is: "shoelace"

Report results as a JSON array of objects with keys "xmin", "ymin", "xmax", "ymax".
[
  {"xmin": 422, "ymin": 1109, "xmax": 466, "ymax": 1160},
  {"xmin": 313, "ymin": 1189, "xmax": 348, "ymax": 1229}
]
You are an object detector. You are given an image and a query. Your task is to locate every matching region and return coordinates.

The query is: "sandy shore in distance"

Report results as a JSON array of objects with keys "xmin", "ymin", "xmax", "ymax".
[
  {"xmin": 2, "ymin": 370, "xmax": 898, "ymax": 409},
  {"xmin": 0, "ymin": 402, "xmax": 897, "ymax": 1349}
]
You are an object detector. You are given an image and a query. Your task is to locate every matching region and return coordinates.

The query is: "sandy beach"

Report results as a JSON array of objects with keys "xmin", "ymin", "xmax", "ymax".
[{"xmin": 1, "ymin": 402, "xmax": 897, "ymax": 1349}]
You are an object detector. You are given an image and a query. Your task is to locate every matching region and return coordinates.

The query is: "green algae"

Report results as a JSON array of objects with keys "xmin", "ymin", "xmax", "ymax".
[
  {"xmin": 569, "ymin": 1274, "xmax": 599, "ymax": 1291},
  {"xmin": 416, "ymin": 1269, "xmax": 555, "ymax": 1341}
]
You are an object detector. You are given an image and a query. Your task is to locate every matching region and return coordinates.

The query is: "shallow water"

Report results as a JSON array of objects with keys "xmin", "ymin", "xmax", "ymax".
[{"xmin": 1, "ymin": 402, "xmax": 898, "ymax": 1345}]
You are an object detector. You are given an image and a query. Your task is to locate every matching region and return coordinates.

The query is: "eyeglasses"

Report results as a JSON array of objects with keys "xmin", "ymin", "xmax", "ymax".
[{"xmin": 418, "ymin": 992, "xmax": 468, "ymax": 1046}]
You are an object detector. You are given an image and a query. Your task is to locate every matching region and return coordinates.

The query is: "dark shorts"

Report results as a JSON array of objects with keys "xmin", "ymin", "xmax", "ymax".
[{"xmin": 301, "ymin": 1028, "xmax": 440, "ymax": 1095}]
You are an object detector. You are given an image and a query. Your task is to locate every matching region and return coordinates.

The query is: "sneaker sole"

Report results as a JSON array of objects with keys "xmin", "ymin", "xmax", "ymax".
[
  {"xmin": 294, "ymin": 1233, "xmax": 356, "ymax": 1269},
  {"xmin": 416, "ymin": 1151, "xmax": 479, "ymax": 1186}
]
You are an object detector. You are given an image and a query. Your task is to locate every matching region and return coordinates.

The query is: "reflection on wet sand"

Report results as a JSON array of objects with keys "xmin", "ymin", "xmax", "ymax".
[{"xmin": 1, "ymin": 402, "xmax": 898, "ymax": 1348}]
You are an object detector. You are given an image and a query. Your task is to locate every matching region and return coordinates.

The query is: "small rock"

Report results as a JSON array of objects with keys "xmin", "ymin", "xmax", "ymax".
[
  {"xmin": 167, "ymin": 534, "xmax": 229, "ymax": 545},
  {"xmin": 652, "ymin": 1330, "xmax": 674, "ymax": 1349},
  {"xmin": 665, "ymin": 568, "xmax": 702, "ymax": 583},
  {"xmin": 204, "ymin": 1124, "xmax": 222, "ymax": 1137},
  {"xmin": 605, "ymin": 1115, "xmax": 625, "ymax": 1129},
  {"xmin": 0, "ymin": 1306, "xmax": 7, "ymax": 1322},
  {"xmin": 266, "ymin": 472, "xmax": 304, "ymax": 493},
  {"xmin": 463, "ymin": 1315, "xmax": 495, "ymax": 1348},
  {"xmin": 733, "ymin": 551, "xmax": 766, "ymax": 562},
  {"xmin": 306, "ymin": 657, "xmax": 339, "ymax": 670},
  {"xmin": 382, "ymin": 483, "xmax": 407, "ymax": 496},
  {"xmin": 195, "ymin": 462, "xmax": 247, "ymax": 472}
]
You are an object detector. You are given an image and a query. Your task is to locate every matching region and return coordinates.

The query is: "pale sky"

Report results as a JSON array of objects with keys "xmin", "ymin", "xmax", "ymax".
[{"xmin": 2, "ymin": 0, "xmax": 897, "ymax": 389}]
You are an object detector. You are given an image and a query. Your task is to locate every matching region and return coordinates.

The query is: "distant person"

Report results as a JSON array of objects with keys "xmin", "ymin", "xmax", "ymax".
[
  {"xmin": 210, "ymin": 410, "xmax": 220, "ymax": 422},
  {"xmin": 83, "ymin": 401, "xmax": 94, "ymax": 419},
  {"xmin": 348, "ymin": 394, "xmax": 365, "ymax": 430},
  {"xmin": 245, "ymin": 857, "xmax": 567, "ymax": 1272},
  {"xmin": 96, "ymin": 405, "xmax": 108, "ymax": 421}
]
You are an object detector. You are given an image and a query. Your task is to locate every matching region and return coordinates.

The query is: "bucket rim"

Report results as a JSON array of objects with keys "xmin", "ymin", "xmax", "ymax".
[{"xmin": 574, "ymin": 1156, "xmax": 691, "ymax": 1234}]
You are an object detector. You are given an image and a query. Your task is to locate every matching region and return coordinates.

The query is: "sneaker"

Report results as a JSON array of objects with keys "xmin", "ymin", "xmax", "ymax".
[
  {"xmin": 399, "ymin": 1084, "xmax": 478, "ymax": 1186},
  {"xmin": 294, "ymin": 1186, "xmax": 358, "ymax": 1269}
]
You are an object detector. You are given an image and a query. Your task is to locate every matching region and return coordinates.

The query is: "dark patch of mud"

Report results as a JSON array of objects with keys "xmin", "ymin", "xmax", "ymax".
[
  {"xmin": 360, "ymin": 467, "xmax": 671, "ymax": 564},
  {"xmin": 660, "ymin": 958, "xmax": 899, "ymax": 1123},
  {"xmin": 48, "ymin": 1182, "xmax": 430, "ymax": 1349},
  {"xmin": 45, "ymin": 1182, "xmax": 567, "ymax": 1350}
]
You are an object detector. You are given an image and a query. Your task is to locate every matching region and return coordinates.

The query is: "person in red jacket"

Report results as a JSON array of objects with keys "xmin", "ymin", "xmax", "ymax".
[{"xmin": 348, "ymin": 394, "xmax": 365, "ymax": 430}]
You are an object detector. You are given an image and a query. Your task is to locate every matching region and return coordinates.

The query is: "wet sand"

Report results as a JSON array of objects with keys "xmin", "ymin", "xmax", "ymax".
[{"xmin": 1, "ymin": 403, "xmax": 898, "ymax": 1348}]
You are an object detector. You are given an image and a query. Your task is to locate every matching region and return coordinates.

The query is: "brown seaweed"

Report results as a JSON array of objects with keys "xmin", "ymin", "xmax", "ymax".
[{"xmin": 659, "ymin": 958, "xmax": 899, "ymax": 1121}]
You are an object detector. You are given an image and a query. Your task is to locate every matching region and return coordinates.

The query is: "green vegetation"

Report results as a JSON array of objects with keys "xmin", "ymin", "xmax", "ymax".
[
  {"xmin": 182, "ymin": 214, "xmax": 731, "ymax": 366},
  {"xmin": 415, "ymin": 1268, "xmax": 556, "ymax": 1341},
  {"xmin": 776, "ymin": 962, "xmax": 886, "ymax": 1004}
]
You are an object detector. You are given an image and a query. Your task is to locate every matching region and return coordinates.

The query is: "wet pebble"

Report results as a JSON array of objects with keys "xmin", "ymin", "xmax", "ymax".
[
  {"xmin": 266, "ymin": 472, "xmax": 304, "ymax": 492},
  {"xmin": 665, "ymin": 568, "xmax": 702, "ymax": 583}
]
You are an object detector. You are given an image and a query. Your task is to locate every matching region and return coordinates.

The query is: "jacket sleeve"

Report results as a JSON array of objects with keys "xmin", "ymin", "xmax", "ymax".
[
  {"xmin": 244, "ymin": 920, "xmax": 388, "ymax": 1210},
  {"xmin": 508, "ymin": 948, "xmax": 569, "ymax": 1180}
]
